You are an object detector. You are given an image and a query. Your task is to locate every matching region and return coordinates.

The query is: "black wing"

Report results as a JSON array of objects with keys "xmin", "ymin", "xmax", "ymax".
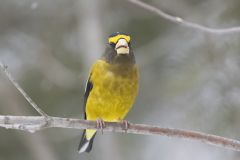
[{"xmin": 82, "ymin": 78, "xmax": 93, "ymax": 120}]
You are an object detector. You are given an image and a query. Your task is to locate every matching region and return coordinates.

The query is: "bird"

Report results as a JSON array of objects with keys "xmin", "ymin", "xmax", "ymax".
[{"xmin": 78, "ymin": 32, "xmax": 139, "ymax": 154}]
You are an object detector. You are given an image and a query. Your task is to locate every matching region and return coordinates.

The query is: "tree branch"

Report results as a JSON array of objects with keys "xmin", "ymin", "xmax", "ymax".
[
  {"xmin": 128, "ymin": 0, "xmax": 240, "ymax": 34},
  {"xmin": 0, "ymin": 115, "xmax": 240, "ymax": 152},
  {"xmin": 0, "ymin": 62, "xmax": 48, "ymax": 117}
]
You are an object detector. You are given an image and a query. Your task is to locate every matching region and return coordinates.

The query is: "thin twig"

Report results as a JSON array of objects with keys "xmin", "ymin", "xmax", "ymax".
[
  {"xmin": 128, "ymin": 0, "xmax": 240, "ymax": 34},
  {"xmin": 0, "ymin": 115, "xmax": 240, "ymax": 152},
  {"xmin": 0, "ymin": 62, "xmax": 48, "ymax": 117}
]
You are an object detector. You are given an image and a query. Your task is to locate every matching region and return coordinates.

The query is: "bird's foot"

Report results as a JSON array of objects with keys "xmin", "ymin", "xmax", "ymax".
[
  {"xmin": 121, "ymin": 120, "xmax": 130, "ymax": 132},
  {"xmin": 96, "ymin": 118, "xmax": 105, "ymax": 134}
]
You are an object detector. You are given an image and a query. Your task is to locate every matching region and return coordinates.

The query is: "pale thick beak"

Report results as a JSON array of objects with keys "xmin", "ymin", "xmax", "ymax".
[{"xmin": 115, "ymin": 39, "xmax": 129, "ymax": 55}]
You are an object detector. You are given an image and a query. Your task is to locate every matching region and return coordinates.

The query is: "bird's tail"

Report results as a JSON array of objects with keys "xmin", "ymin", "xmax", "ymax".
[{"xmin": 78, "ymin": 129, "xmax": 96, "ymax": 154}]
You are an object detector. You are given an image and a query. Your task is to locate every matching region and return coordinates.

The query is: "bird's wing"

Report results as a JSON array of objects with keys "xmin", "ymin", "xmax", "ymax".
[{"xmin": 82, "ymin": 74, "xmax": 93, "ymax": 120}]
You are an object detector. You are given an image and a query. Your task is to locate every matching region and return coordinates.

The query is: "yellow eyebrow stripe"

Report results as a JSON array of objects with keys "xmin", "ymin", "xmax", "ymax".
[{"xmin": 108, "ymin": 35, "xmax": 131, "ymax": 44}]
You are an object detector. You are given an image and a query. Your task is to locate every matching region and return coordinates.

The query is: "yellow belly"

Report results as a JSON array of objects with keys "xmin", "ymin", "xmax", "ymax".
[{"xmin": 85, "ymin": 60, "xmax": 139, "ymax": 122}]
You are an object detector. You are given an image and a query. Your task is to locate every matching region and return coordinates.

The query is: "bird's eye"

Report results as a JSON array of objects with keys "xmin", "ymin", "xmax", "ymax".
[{"xmin": 110, "ymin": 43, "xmax": 115, "ymax": 47}]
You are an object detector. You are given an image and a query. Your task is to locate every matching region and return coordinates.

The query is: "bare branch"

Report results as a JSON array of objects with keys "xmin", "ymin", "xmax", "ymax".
[
  {"xmin": 0, "ymin": 115, "xmax": 240, "ymax": 152},
  {"xmin": 0, "ymin": 62, "xmax": 48, "ymax": 117},
  {"xmin": 128, "ymin": 0, "xmax": 240, "ymax": 34}
]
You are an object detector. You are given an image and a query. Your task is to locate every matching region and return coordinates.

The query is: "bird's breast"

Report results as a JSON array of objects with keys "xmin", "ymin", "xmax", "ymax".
[{"xmin": 86, "ymin": 60, "xmax": 139, "ymax": 121}]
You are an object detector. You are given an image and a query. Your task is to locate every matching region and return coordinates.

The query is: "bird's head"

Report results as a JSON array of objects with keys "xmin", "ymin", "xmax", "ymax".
[
  {"xmin": 108, "ymin": 32, "xmax": 131, "ymax": 55},
  {"xmin": 103, "ymin": 32, "xmax": 135, "ymax": 64}
]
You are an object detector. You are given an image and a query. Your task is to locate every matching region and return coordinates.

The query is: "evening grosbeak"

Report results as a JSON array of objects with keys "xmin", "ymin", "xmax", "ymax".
[{"xmin": 78, "ymin": 32, "xmax": 139, "ymax": 153}]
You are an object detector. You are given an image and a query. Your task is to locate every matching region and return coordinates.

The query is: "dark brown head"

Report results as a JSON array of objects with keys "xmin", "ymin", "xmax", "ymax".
[{"xmin": 102, "ymin": 32, "xmax": 135, "ymax": 65}]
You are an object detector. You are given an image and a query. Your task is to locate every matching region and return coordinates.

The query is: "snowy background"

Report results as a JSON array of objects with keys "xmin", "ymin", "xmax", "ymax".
[{"xmin": 0, "ymin": 0, "xmax": 240, "ymax": 159}]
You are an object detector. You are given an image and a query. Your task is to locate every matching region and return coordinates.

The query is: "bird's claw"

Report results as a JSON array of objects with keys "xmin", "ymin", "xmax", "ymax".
[
  {"xmin": 96, "ymin": 118, "xmax": 105, "ymax": 134},
  {"xmin": 121, "ymin": 120, "xmax": 130, "ymax": 132}
]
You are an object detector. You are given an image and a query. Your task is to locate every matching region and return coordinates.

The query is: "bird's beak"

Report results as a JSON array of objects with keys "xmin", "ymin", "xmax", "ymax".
[{"xmin": 115, "ymin": 39, "xmax": 129, "ymax": 55}]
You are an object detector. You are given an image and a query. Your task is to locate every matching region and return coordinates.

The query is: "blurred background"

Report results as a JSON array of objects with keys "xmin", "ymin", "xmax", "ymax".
[{"xmin": 1, "ymin": 0, "xmax": 240, "ymax": 159}]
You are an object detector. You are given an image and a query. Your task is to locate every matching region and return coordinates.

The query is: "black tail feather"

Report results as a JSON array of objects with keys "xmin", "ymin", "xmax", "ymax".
[{"xmin": 78, "ymin": 130, "xmax": 96, "ymax": 154}]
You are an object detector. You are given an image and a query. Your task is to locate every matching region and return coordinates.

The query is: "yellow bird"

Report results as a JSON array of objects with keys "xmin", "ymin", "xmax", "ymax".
[{"xmin": 78, "ymin": 32, "xmax": 139, "ymax": 153}]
